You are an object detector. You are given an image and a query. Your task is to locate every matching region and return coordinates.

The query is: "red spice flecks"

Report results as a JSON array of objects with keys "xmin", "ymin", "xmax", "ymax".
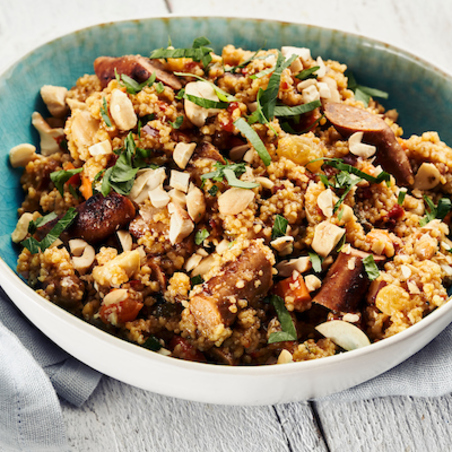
[
  {"xmin": 222, "ymin": 119, "xmax": 234, "ymax": 132},
  {"xmin": 227, "ymin": 101, "xmax": 239, "ymax": 114},
  {"xmin": 281, "ymin": 81, "xmax": 289, "ymax": 90},
  {"xmin": 388, "ymin": 204, "xmax": 405, "ymax": 221}
]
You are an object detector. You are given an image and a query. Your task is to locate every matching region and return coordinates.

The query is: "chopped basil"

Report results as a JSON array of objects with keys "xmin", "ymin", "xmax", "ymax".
[
  {"xmin": 155, "ymin": 82, "xmax": 165, "ymax": 94},
  {"xmin": 27, "ymin": 212, "xmax": 58, "ymax": 235},
  {"xmin": 268, "ymin": 295, "xmax": 297, "ymax": 344},
  {"xmin": 100, "ymin": 97, "xmax": 112, "ymax": 127},
  {"xmin": 347, "ymin": 71, "xmax": 389, "ymax": 108},
  {"xmin": 397, "ymin": 188, "xmax": 407, "ymax": 206},
  {"xmin": 184, "ymin": 93, "xmax": 228, "ymax": 109},
  {"xmin": 295, "ymin": 66, "xmax": 320, "ymax": 81},
  {"xmin": 249, "ymin": 67, "xmax": 275, "ymax": 80},
  {"xmin": 21, "ymin": 208, "xmax": 78, "ymax": 254},
  {"xmin": 149, "ymin": 36, "xmax": 213, "ymax": 68},
  {"xmin": 115, "ymin": 69, "xmax": 156, "ymax": 94},
  {"xmin": 271, "ymin": 215, "xmax": 289, "ymax": 241},
  {"xmin": 50, "ymin": 168, "xmax": 83, "ymax": 196},
  {"xmin": 419, "ymin": 196, "xmax": 452, "ymax": 226},
  {"xmin": 234, "ymin": 118, "xmax": 271, "ymax": 166},
  {"xmin": 175, "ymin": 88, "xmax": 185, "ymax": 100},
  {"xmin": 208, "ymin": 185, "xmax": 218, "ymax": 196},
  {"xmin": 224, "ymin": 49, "xmax": 261, "ymax": 73},
  {"xmin": 174, "ymin": 72, "xmax": 237, "ymax": 102},
  {"xmin": 363, "ymin": 255, "xmax": 380, "ymax": 281},
  {"xmin": 309, "ymin": 252, "xmax": 323, "ymax": 273},
  {"xmin": 68, "ymin": 184, "xmax": 79, "ymax": 200},
  {"xmin": 201, "ymin": 161, "xmax": 259, "ymax": 189},
  {"xmin": 195, "ymin": 228, "xmax": 210, "ymax": 245},
  {"xmin": 191, "ymin": 275, "xmax": 204, "ymax": 287},
  {"xmin": 169, "ymin": 115, "xmax": 184, "ymax": 129},
  {"xmin": 142, "ymin": 335, "xmax": 162, "ymax": 351},
  {"xmin": 273, "ymin": 100, "xmax": 321, "ymax": 118}
]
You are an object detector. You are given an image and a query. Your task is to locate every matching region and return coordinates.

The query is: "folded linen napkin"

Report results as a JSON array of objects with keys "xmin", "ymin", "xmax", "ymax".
[{"xmin": 0, "ymin": 287, "xmax": 101, "ymax": 452}]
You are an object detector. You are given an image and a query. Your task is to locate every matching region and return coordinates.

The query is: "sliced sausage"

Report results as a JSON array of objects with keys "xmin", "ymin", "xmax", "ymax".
[
  {"xmin": 313, "ymin": 247, "xmax": 384, "ymax": 312},
  {"xmin": 94, "ymin": 55, "xmax": 182, "ymax": 91},
  {"xmin": 38, "ymin": 192, "xmax": 136, "ymax": 244},
  {"xmin": 189, "ymin": 241, "xmax": 273, "ymax": 342},
  {"xmin": 324, "ymin": 103, "xmax": 414, "ymax": 186}
]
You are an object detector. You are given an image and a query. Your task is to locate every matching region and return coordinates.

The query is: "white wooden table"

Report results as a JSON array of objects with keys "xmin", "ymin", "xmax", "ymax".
[{"xmin": 2, "ymin": 1, "xmax": 452, "ymax": 450}]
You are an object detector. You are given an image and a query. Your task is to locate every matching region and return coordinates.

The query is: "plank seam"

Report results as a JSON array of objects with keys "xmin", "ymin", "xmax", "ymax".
[
  {"xmin": 272, "ymin": 406, "xmax": 295, "ymax": 452},
  {"xmin": 310, "ymin": 402, "xmax": 332, "ymax": 452}
]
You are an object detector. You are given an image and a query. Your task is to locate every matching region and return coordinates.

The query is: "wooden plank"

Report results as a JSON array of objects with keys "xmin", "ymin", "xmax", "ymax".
[
  {"xmin": 62, "ymin": 376, "xmax": 300, "ymax": 452},
  {"xmin": 0, "ymin": 0, "xmax": 169, "ymax": 75},
  {"xmin": 313, "ymin": 395, "xmax": 452, "ymax": 451}
]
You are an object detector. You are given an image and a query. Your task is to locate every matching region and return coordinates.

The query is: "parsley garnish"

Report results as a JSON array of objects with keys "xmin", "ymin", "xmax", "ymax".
[
  {"xmin": 419, "ymin": 196, "xmax": 452, "ymax": 226},
  {"xmin": 295, "ymin": 66, "xmax": 320, "ymax": 81},
  {"xmin": 363, "ymin": 255, "xmax": 380, "ymax": 281},
  {"xmin": 191, "ymin": 275, "xmax": 204, "ymax": 287},
  {"xmin": 21, "ymin": 208, "xmax": 78, "ymax": 254},
  {"xmin": 234, "ymin": 118, "xmax": 271, "ymax": 166},
  {"xmin": 50, "ymin": 168, "xmax": 83, "ymax": 196},
  {"xmin": 347, "ymin": 71, "xmax": 389, "ymax": 107},
  {"xmin": 115, "ymin": 69, "xmax": 156, "ymax": 95},
  {"xmin": 195, "ymin": 228, "xmax": 210, "ymax": 245},
  {"xmin": 169, "ymin": 116, "xmax": 184, "ymax": 129},
  {"xmin": 271, "ymin": 215, "xmax": 288, "ymax": 240},
  {"xmin": 175, "ymin": 88, "xmax": 185, "ymax": 100},
  {"xmin": 155, "ymin": 82, "xmax": 165, "ymax": 94},
  {"xmin": 309, "ymin": 252, "xmax": 324, "ymax": 273},
  {"xmin": 268, "ymin": 295, "xmax": 297, "ymax": 344},
  {"xmin": 100, "ymin": 98, "xmax": 112, "ymax": 127},
  {"xmin": 201, "ymin": 161, "xmax": 259, "ymax": 189},
  {"xmin": 149, "ymin": 36, "xmax": 213, "ymax": 68},
  {"xmin": 142, "ymin": 335, "xmax": 162, "ymax": 351}
]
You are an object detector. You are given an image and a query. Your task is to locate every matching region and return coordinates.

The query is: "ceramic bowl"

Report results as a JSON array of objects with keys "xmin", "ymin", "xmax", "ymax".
[{"xmin": 1, "ymin": 17, "xmax": 452, "ymax": 405}]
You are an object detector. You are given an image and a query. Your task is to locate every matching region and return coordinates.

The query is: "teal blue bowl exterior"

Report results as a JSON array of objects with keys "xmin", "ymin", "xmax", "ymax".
[{"xmin": 1, "ymin": 17, "xmax": 451, "ymax": 270}]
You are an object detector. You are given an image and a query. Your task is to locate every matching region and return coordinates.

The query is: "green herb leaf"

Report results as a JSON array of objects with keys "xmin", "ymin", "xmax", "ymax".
[
  {"xmin": 191, "ymin": 275, "xmax": 204, "ymax": 287},
  {"xmin": 50, "ymin": 168, "xmax": 83, "ymax": 196},
  {"xmin": 27, "ymin": 212, "xmax": 58, "ymax": 235},
  {"xmin": 195, "ymin": 228, "xmax": 210, "ymax": 245},
  {"xmin": 249, "ymin": 66, "xmax": 275, "ymax": 79},
  {"xmin": 347, "ymin": 71, "xmax": 388, "ymax": 107},
  {"xmin": 115, "ymin": 69, "xmax": 156, "ymax": 94},
  {"xmin": 100, "ymin": 97, "xmax": 112, "ymax": 127},
  {"xmin": 268, "ymin": 295, "xmax": 297, "ymax": 344},
  {"xmin": 271, "ymin": 215, "xmax": 288, "ymax": 240},
  {"xmin": 142, "ymin": 335, "xmax": 162, "ymax": 351},
  {"xmin": 175, "ymin": 88, "xmax": 185, "ymax": 100},
  {"xmin": 363, "ymin": 255, "xmax": 380, "ymax": 281},
  {"xmin": 234, "ymin": 118, "xmax": 271, "ymax": 166},
  {"xmin": 169, "ymin": 115, "xmax": 184, "ymax": 129},
  {"xmin": 184, "ymin": 93, "xmax": 228, "ymax": 109},
  {"xmin": 155, "ymin": 82, "xmax": 165, "ymax": 94},
  {"xmin": 201, "ymin": 160, "xmax": 258, "ymax": 189},
  {"xmin": 21, "ymin": 208, "xmax": 78, "ymax": 254},
  {"xmin": 309, "ymin": 252, "xmax": 324, "ymax": 273},
  {"xmin": 397, "ymin": 188, "xmax": 407, "ymax": 206},
  {"xmin": 150, "ymin": 37, "xmax": 213, "ymax": 67},
  {"xmin": 223, "ymin": 168, "xmax": 259, "ymax": 189},
  {"xmin": 208, "ymin": 185, "xmax": 218, "ymax": 196},
  {"xmin": 273, "ymin": 100, "xmax": 321, "ymax": 118},
  {"xmin": 420, "ymin": 195, "xmax": 452, "ymax": 225},
  {"xmin": 295, "ymin": 66, "xmax": 320, "ymax": 81},
  {"xmin": 224, "ymin": 49, "xmax": 261, "ymax": 73}
]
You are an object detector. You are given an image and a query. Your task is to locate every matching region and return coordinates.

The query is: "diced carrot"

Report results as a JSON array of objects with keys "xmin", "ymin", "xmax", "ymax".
[
  {"xmin": 80, "ymin": 173, "xmax": 93, "ymax": 200},
  {"xmin": 274, "ymin": 274, "xmax": 312, "ymax": 312}
]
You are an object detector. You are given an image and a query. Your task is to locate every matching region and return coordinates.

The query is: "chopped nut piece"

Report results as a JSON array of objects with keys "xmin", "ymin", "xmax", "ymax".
[
  {"xmin": 169, "ymin": 203, "xmax": 194, "ymax": 244},
  {"xmin": 276, "ymin": 257, "xmax": 312, "ymax": 277},
  {"xmin": 315, "ymin": 320, "xmax": 370, "ymax": 351},
  {"xmin": 304, "ymin": 274, "xmax": 322, "ymax": 292},
  {"xmin": 149, "ymin": 186, "xmax": 170, "ymax": 208},
  {"xmin": 270, "ymin": 236, "xmax": 294, "ymax": 256},
  {"xmin": 110, "ymin": 89, "xmax": 137, "ymax": 131},
  {"xmin": 229, "ymin": 144, "xmax": 250, "ymax": 161},
  {"xmin": 93, "ymin": 250, "xmax": 141, "ymax": 287},
  {"xmin": 40, "ymin": 85, "xmax": 68, "ymax": 118},
  {"xmin": 12, "ymin": 212, "xmax": 39, "ymax": 243},
  {"xmin": 277, "ymin": 349, "xmax": 294, "ymax": 365},
  {"xmin": 400, "ymin": 265, "xmax": 412, "ymax": 280},
  {"xmin": 102, "ymin": 288, "xmax": 128, "ymax": 306},
  {"xmin": 88, "ymin": 140, "xmax": 112, "ymax": 156},
  {"xmin": 342, "ymin": 313, "xmax": 360, "ymax": 323},
  {"xmin": 116, "ymin": 230, "xmax": 133, "ymax": 252},
  {"xmin": 186, "ymin": 185, "xmax": 206, "ymax": 223},
  {"xmin": 255, "ymin": 176, "xmax": 274, "ymax": 190},
  {"xmin": 170, "ymin": 170, "xmax": 190, "ymax": 193},
  {"xmin": 129, "ymin": 168, "xmax": 166, "ymax": 204},
  {"xmin": 348, "ymin": 131, "xmax": 376, "ymax": 159},
  {"xmin": 31, "ymin": 112, "xmax": 65, "ymax": 156},
  {"xmin": 281, "ymin": 46, "xmax": 311, "ymax": 62},
  {"xmin": 185, "ymin": 253, "xmax": 203, "ymax": 272},
  {"xmin": 317, "ymin": 189, "xmax": 334, "ymax": 218},
  {"xmin": 9, "ymin": 143, "xmax": 36, "ymax": 168},
  {"xmin": 173, "ymin": 142, "xmax": 196, "ymax": 169},
  {"xmin": 311, "ymin": 221, "xmax": 345, "ymax": 257},
  {"xmin": 168, "ymin": 188, "xmax": 186, "ymax": 207},
  {"xmin": 218, "ymin": 188, "xmax": 255, "ymax": 216},
  {"xmin": 71, "ymin": 240, "xmax": 95, "ymax": 272},
  {"xmin": 413, "ymin": 163, "xmax": 441, "ymax": 190}
]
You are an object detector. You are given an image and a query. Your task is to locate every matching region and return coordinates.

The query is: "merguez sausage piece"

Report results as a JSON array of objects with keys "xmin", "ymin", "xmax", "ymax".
[
  {"xmin": 324, "ymin": 103, "xmax": 414, "ymax": 186},
  {"xmin": 189, "ymin": 241, "xmax": 273, "ymax": 343},
  {"xmin": 94, "ymin": 55, "xmax": 182, "ymax": 91},
  {"xmin": 313, "ymin": 247, "xmax": 385, "ymax": 313},
  {"xmin": 38, "ymin": 192, "xmax": 136, "ymax": 245}
]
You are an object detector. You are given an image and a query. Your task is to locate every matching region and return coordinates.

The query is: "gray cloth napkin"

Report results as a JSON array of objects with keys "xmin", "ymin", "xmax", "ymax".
[{"xmin": 0, "ymin": 287, "xmax": 102, "ymax": 452}]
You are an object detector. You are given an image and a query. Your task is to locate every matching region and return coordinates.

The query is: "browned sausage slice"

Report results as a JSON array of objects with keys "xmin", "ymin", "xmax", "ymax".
[
  {"xmin": 38, "ymin": 192, "xmax": 136, "ymax": 244},
  {"xmin": 313, "ymin": 247, "xmax": 384, "ymax": 312},
  {"xmin": 189, "ymin": 241, "xmax": 273, "ymax": 342},
  {"xmin": 94, "ymin": 55, "xmax": 182, "ymax": 91},
  {"xmin": 324, "ymin": 103, "xmax": 414, "ymax": 186}
]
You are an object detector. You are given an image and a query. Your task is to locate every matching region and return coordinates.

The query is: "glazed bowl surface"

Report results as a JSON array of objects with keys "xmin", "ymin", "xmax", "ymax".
[{"xmin": 1, "ymin": 16, "xmax": 451, "ymax": 405}]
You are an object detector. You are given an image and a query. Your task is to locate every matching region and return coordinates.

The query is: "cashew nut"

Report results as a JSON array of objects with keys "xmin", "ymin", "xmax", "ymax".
[
  {"xmin": 218, "ymin": 188, "xmax": 255, "ymax": 216},
  {"xmin": 173, "ymin": 142, "xmax": 196, "ymax": 169},
  {"xmin": 9, "ymin": 143, "xmax": 36, "ymax": 168},
  {"xmin": 186, "ymin": 185, "xmax": 206, "ymax": 223},
  {"xmin": 169, "ymin": 170, "xmax": 190, "ymax": 193},
  {"xmin": 117, "ymin": 230, "xmax": 133, "ymax": 252},
  {"xmin": 413, "ymin": 162, "xmax": 441, "ymax": 190},
  {"xmin": 11, "ymin": 212, "xmax": 39, "ymax": 243},
  {"xmin": 311, "ymin": 221, "xmax": 345, "ymax": 257},
  {"xmin": 31, "ymin": 112, "xmax": 65, "ymax": 156},
  {"xmin": 276, "ymin": 256, "xmax": 312, "ymax": 277},
  {"xmin": 304, "ymin": 274, "xmax": 322, "ymax": 292},
  {"xmin": 169, "ymin": 203, "xmax": 194, "ymax": 245},
  {"xmin": 348, "ymin": 132, "xmax": 377, "ymax": 159},
  {"xmin": 110, "ymin": 89, "xmax": 137, "ymax": 131},
  {"xmin": 69, "ymin": 239, "xmax": 95, "ymax": 272},
  {"xmin": 148, "ymin": 186, "xmax": 170, "ymax": 208},
  {"xmin": 89, "ymin": 140, "xmax": 112, "ymax": 157},
  {"xmin": 270, "ymin": 236, "xmax": 294, "ymax": 256},
  {"xmin": 40, "ymin": 85, "xmax": 68, "ymax": 118},
  {"xmin": 277, "ymin": 349, "xmax": 293, "ymax": 365}
]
